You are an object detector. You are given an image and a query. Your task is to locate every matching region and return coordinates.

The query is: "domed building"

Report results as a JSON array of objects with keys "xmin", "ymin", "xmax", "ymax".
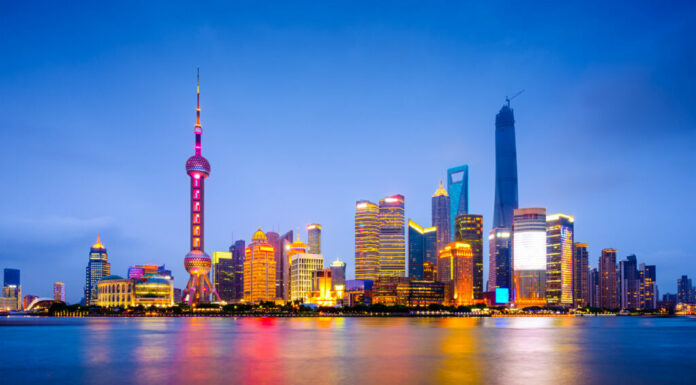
[
  {"xmin": 244, "ymin": 228, "xmax": 276, "ymax": 303},
  {"xmin": 97, "ymin": 273, "xmax": 174, "ymax": 308}
]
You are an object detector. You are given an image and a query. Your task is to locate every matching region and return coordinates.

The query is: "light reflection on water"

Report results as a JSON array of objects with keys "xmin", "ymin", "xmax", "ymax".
[{"xmin": 1, "ymin": 316, "xmax": 696, "ymax": 384}]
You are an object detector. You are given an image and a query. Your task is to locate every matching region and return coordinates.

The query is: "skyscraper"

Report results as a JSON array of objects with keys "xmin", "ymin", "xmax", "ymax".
[
  {"xmin": 407, "ymin": 220, "xmax": 436, "ymax": 280},
  {"xmin": 640, "ymin": 264, "xmax": 657, "ymax": 309},
  {"xmin": 307, "ymin": 224, "xmax": 321, "ymax": 254},
  {"xmin": 329, "ymin": 258, "xmax": 346, "ymax": 290},
  {"xmin": 279, "ymin": 230, "xmax": 294, "ymax": 300},
  {"xmin": 437, "ymin": 242, "xmax": 474, "ymax": 306},
  {"xmin": 493, "ymin": 101, "xmax": 519, "ymax": 229},
  {"xmin": 183, "ymin": 71, "xmax": 219, "ymax": 304},
  {"xmin": 286, "ymin": 236, "xmax": 309, "ymax": 300},
  {"xmin": 677, "ymin": 275, "xmax": 693, "ymax": 304},
  {"xmin": 431, "ymin": 181, "xmax": 450, "ymax": 251},
  {"xmin": 619, "ymin": 255, "xmax": 640, "ymax": 309},
  {"xmin": 244, "ymin": 229, "xmax": 276, "ymax": 303},
  {"xmin": 546, "ymin": 214, "xmax": 574, "ymax": 306},
  {"xmin": 212, "ymin": 251, "xmax": 236, "ymax": 302},
  {"xmin": 3, "ymin": 268, "xmax": 19, "ymax": 287},
  {"xmin": 230, "ymin": 240, "xmax": 246, "ymax": 301},
  {"xmin": 378, "ymin": 195, "xmax": 406, "ymax": 277},
  {"xmin": 355, "ymin": 200, "xmax": 379, "ymax": 281},
  {"xmin": 85, "ymin": 236, "xmax": 110, "ymax": 306},
  {"xmin": 290, "ymin": 253, "xmax": 324, "ymax": 303},
  {"xmin": 3, "ymin": 268, "xmax": 21, "ymax": 310},
  {"xmin": 599, "ymin": 249, "xmax": 618, "ymax": 309},
  {"xmin": 447, "ymin": 166, "xmax": 469, "ymax": 239},
  {"xmin": 588, "ymin": 268, "xmax": 599, "ymax": 308},
  {"xmin": 266, "ymin": 232, "xmax": 282, "ymax": 298},
  {"xmin": 573, "ymin": 243, "xmax": 589, "ymax": 307},
  {"xmin": 53, "ymin": 282, "xmax": 65, "ymax": 302},
  {"xmin": 454, "ymin": 214, "xmax": 483, "ymax": 299},
  {"xmin": 512, "ymin": 208, "xmax": 547, "ymax": 306},
  {"xmin": 488, "ymin": 228, "xmax": 512, "ymax": 292}
]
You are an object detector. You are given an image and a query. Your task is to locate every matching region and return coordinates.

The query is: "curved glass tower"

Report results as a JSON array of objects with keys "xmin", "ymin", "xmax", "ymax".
[{"xmin": 493, "ymin": 102, "xmax": 519, "ymax": 229}]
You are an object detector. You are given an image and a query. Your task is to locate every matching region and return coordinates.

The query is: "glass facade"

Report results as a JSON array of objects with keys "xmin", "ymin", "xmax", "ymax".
[
  {"xmin": 512, "ymin": 208, "xmax": 546, "ymax": 306},
  {"xmin": 455, "ymin": 214, "xmax": 483, "ymax": 299},
  {"xmin": 407, "ymin": 220, "xmax": 436, "ymax": 280},
  {"xmin": 438, "ymin": 242, "xmax": 474, "ymax": 306},
  {"xmin": 212, "ymin": 251, "xmax": 236, "ymax": 302},
  {"xmin": 431, "ymin": 181, "xmax": 450, "ymax": 251},
  {"xmin": 85, "ymin": 236, "xmax": 110, "ymax": 306},
  {"xmin": 573, "ymin": 243, "xmax": 589, "ymax": 307},
  {"xmin": 447, "ymin": 165, "xmax": 468, "ymax": 240},
  {"xmin": 290, "ymin": 253, "xmax": 324, "ymax": 303},
  {"xmin": 307, "ymin": 224, "xmax": 321, "ymax": 254},
  {"xmin": 545, "ymin": 214, "xmax": 574, "ymax": 306},
  {"xmin": 243, "ymin": 230, "xmax": 276, "ymax": 303},
  {"xmin": 599, "ymin": 249, "xmax": 618, "ymax": 309},
  {"xmin": 378, "ymin": 195, "xmax": 406, "ymax": 277},
  {"xmin": 488, "ymin": 228, "xmax": 512, "ymax": 292},
  {"xmin": 493, "ymin": 103, "xmax": 519, "ymax": 229},
  {"xmin": 355, "ymin": 200, "xmax": 379, "ymax": 280},
  {"xmin": 329, "ymin": 259, "xmax": 346, "ymax": 291}
]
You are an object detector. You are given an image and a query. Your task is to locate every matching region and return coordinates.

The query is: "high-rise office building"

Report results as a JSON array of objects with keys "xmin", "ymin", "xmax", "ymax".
[
  {"xmin": 437, "ymin": 242, "xmax": 474, "ymax": 306},
  {"xmin": 279, "ymin": 231, "xmax": 294, "ymax": 300},
  {"xmin": 454, "ymin": 214, "xmax": 483, "ymax": 299},
  {"xmin": 212, "ymin": 251, "xmax": 235, "ymax": 302},
  {"xmin": 599, "ymin": 249, "xmax": 618, "ymax": 309},
  {"xmin": 355, "ymin": 200, "xmax": 379, "ymax": 281},
  {"xmin": 677, "ymin": 275, "xmax": 693, "ymax": 304},
  {"xmin": 640, "ymin": 264, "xmax": 657, "ymax": 309},
  {"xmin": 546, "ymin": 214, "xmax": 574, "ymax": 306},
  {"xmin": 230, "ymin": 240, "xmax": 246, "ymax": 301},
  {"xmin": 244, "ymin": 229, "xmax": 276, "ymax": 303},
  {"xmin": 407, "ymin": 220, "xmax": 437, "ymax": 280},
  {"xmin": 266, "ymin": 232, "xmax": 281, "ymax": 298},
  {"xmin": 378, "ymin": 195, "xmax": 406, "ymax": 277},
  {"xmin": 431, "ymin": 181, "xmax": 450, "ymax": 250},
  {"xmin": 290, "ymin": 253, "xmax": 324, "ymax": 303},
  {"xmin": 619, "ymin": 255, "xmax": 640, "ymax": 309},
  {"xmin": 3, "ymin": 268, "xmax": 19, "ymax": 287},
  {"xmin": 512, "ymin": 208, "xmax": 547, "ymax": 306},
  {"xmin": 183, "ymin": 71, "xmax": 219, "ymax": 304},
  {"xmin": 447, "ymin": 166, "xmax": 469, "ymax": 239},
  {"xmin": 573, "ymin": 243, "xmax": 589, "ymax": 307},
  {"xmin": 2, "ymin": 268, "xmax": 21, "ymax": 310},
  {"xmin": 85, "ymin": 236, "xmax": 110, "ymax": 306},
  {"xmin": 286, "ymin": 236, "xmax": 309, "ymax": 300},
  {"xmin": 329, "ymin": 258, "xmax": 347, "ymax": 290},
  {"xmin": 588, "ymin": 267, "xmax": 599, "ymax": 308},
  {"xmin": 488, "ymin": 228, "xmax": 512, "ymax": 292},
  {"xmin": 423, "ymin": 261, "xmax": 436, "ymax": 282},
  {"xmin": 53, "ymin": 282, "xmax": 65, "ymax": 302},
  {"xmin": 493, "ymin": 101, "xmax": 519, "ymax": 229},
  {"xmin": 307, "ymin": 224, "xmax": 321, "ymax": 254}
]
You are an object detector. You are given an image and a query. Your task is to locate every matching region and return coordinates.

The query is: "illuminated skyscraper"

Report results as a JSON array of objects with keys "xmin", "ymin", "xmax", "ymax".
[
  {"xmin": 355, "ymin": 200, "xmax": 379, "ymax": 280},
  {"xmin": 329, "ymin": 258, "xmax": 346, "ymax": 291},
  {"xmin": 455, "ymin": 214, "xmax": 483, "ymax": 299},
  {"xmin": 307, "ymin": 224, "xmax": 321, "ymax": 254},
  {"xmin": 488, "ymin": 228, "xmax": 512, "ymax": 291},
  {"xmin": 3, "ymin": 268, "xmax": 21, "ymax": 310},
  {"xmin": 279, "ymin": 230, "xmax": 294, "ymax": 300},
  {"xmin": 493, "ymin": 101, "xmax": 519, "ymax": 229},
  {"xmin": 438, "ymin": 242, "xmax": 474, "ymax": 306},
  {"xmin": 378, "ymin": 195, "xmax": 406, "ymax": 277},
  {"xmin": 230, "ymin": 240, "xmax": 246, "ymax": 301},
  {"xmin": 423, "ymin": 261, "xmax": 436, "ymax": 282},
  {"xmin": 407, "ymin": 220, "xmax": 437, "ymax": 280},
  {"xmin": 53, "ymin": 282, "xmax": 65, "ymax": 302},
  {"xmin": 266, "ymin": 231, "xmax": 282, "ymax": 298},
  {"xmin": 619, "ymin": 255, "xmax": 640, "ymax": 309},
  {"xmin": 640, "ymin": 264, "xmax": 657, "ymax": 309},
  {"xmin": 677, "ymin": 275, "xmax": 693, "ymax": 304},
  {"xmin": 512, "ymin": 208, "xmax": 547, "ymax": 306},
  {"xmin": 573, "ymin": 243, "xmax": 589, "ymax": 307},
  {"xmin": 546, "ymin": 214, "xmax": 574, "ymax": 306},
  {"xmin": 212, "ymin": 251, "xmax": 236, "ymax": 302},
  {"xmin": 588, "ymin": 267, "xmax": 599, "ymax": 308},
  {"xmin": 183, "ymin": 71, "xmax": 220, "ymax": 304},
  {"xmin": 286, "ymin": 236, "xmax": 308, "ymax": 300},
  {"xmin": 599, "ymin": 248, "xmax": 618, "ymax": 309},
  {"xmin": 290, "ymin": 252, "xmax": 324, "ymax": 303},
  {"xmin": 244, "ymin": 229, "xmax": 276, "ymax": 303},
  {"xmin": 85, "ymin": 236, "xmax": 110, "ymax": 306},
  {"xmin": 431, "ymin": 181, "xmax": 450, "ymax": 250},
  {"xmin": 447, "ymin": 166, "xmax": 468, "ymax": 239}
]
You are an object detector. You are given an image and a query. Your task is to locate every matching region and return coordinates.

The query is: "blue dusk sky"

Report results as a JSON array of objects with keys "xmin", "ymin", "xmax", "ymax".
[{"xmin": 1, "ymin": 2, "xmax": 694, "ymax": 303}]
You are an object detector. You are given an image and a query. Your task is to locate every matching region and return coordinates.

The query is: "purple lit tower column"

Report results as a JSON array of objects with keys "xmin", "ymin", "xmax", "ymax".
[{"xmin": 183, "ymin": 70, "xmax": 221, "ymax": 305}]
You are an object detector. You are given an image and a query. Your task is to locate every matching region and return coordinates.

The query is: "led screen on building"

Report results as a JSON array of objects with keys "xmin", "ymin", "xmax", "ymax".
[{"xmin": 513, "ymin": 230, "xmax": 546, "ymax": 270}]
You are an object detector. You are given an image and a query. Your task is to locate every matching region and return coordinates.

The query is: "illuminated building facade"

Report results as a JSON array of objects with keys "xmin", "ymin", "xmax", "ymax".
[
  {"xmin": 678, "ymin": 275, "xmax": 693, "ymax": 304},
  {"xmin": 599, "ymin": 248, "xmax": 618, "ymax": 309},
  {"xmin": 438, "ymin": 242, "xmax": 474, "ymax": 306},
  {"xmin": 3, "ymin": 268, "xmax": 20, "ymax": 310},
  {"xmin": 307, "ymin": 224, "xmax": 321, "ymax": 254},
  {"xmin": 355, "ymin": 200, "xmax": 379, "ymax": 280},
  {"xmin": 183, "ymin": 71, "xmax": 220, "ymax": 305},
  {"xmin": 290, "ymin": 252, "xmax": 323, "ymax": 303},
  {"xmin": 53, "ymin": 282, "xmax": 65, "ymax": 302},
  {"xmin": 545, "ymin": 214, "xmax": 574, "ymax": 306},
  {"xmin": 96, "ymin": 275, "xmax": 131, "ymax": 308},
  {"xmin": 276, "ymin": 231, "xmax": 294, "ymax": 300},
  {"xmin": 378, "ymin": 194, "xmax": 406, "ymax": 277},
  {"xmin": 372, "ymin": 276, "xmax": 409, "ymax": 305},
  {"xmin": 407, "ymin": 220, "xmax": 437, "ymax": 280},
  {"xmin": 447, "ymin": 165, "xmax": 469, "ymax": 239},
  {"xmin": 488, "ymin": 228, "xmax": 512, "ymax": 291},
  {"xmin": 23, "ymin": 295, "xmax": 39, "ymax": 309},
  {"xmin": 640, "ymin": 264, "xmax": 657, "ymax": 309},
  {"xmin": 619, "ymin": 255, "xmax": 640, "ymax": 309},
  {"xmin": 244, "ymin": 229, "xmax": 276, "ymax": 303},
  {"xmin": 397, "ymin": 280, "xmax": 445, "ymax": 307},
  {"xmin": 455, "ymin": 214, "xmax": 483, "ymax": 299},
  {"xmin": 128, "ymin": 264, "xmax": 172, "ymax": 280},
  {"xmin": 493, "ymin": 102, "xmax": 519, "ymax": 229},
  {"xmin": 286, "ymin": 237, "xmax": 308, "ymax": 299},
  {"xmin": 308, "ymin": 269, "xmax": 344, "ymax": 306},
  {"xmin": 85, "ymin": 236, "xmax": 110, "ymax": 306},
  {"xmin": 330, "ymin": 259, "xmax": 346, "ymax": 291},
  {"xmin": 588, "ymin": 268, "xmax": 599, "ymax": 307},
  {"xmin": 512, "ymin": 208, "xmax": 547, "ymax": 306},
  {"xmin": 423, "ymin": 261, "xmax": 436, "ymax": 281},
  {"xmin": 97, "ymin": 274, "xmax": 174, "ymax": 308},
  {"xmin": 573, "ymin": 243, "xmax": 589, "ymax": 307},
  {"xmin": 431, "ymin": 181, "xmax": 450, "ymax": 250},
  {"xmin": 230, "ymin": 240, "xmax": 246, "ymax": 301},
  {"xmin": 212, "ymin": 251, "xmax": 236, "ymax": 302}
]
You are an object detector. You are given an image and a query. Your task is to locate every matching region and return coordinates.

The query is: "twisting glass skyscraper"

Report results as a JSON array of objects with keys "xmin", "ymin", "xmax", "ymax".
[{"xmin": 493, "ymin": 101, "xmax": 519, "ymax": 229}]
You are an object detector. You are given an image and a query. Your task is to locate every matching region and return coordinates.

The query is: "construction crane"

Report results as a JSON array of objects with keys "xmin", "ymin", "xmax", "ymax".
[{"xmin": 505, "ymin": 89, "xmax": 524, "ymax": 107}]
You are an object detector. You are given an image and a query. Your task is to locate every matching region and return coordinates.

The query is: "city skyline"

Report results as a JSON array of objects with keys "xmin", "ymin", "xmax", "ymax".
[{"xmin": 1, "ymin": 2, "xmax": 695, "ymax": 303}]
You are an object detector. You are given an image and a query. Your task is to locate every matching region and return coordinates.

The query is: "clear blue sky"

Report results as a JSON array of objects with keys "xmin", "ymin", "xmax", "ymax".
[{"xmin": 1, "ymin": 1, "xmax": 694, "ymax": 303}]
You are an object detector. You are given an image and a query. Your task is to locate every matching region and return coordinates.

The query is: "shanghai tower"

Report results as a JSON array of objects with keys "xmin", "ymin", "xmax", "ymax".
[{"xmin": 493, "ymin": 100, "xmax": 519, "ymax": 229}]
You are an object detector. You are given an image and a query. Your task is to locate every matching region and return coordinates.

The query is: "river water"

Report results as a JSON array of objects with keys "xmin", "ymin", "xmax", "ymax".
[{"xmin": 1, "ymin": 316, "xmax": 694, "ymax": 384}]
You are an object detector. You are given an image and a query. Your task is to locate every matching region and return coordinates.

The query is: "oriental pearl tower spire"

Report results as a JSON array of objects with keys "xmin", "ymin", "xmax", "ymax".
[{"xmin": 183, "ymin": 69, "xmax": 221, "ymax": 304}]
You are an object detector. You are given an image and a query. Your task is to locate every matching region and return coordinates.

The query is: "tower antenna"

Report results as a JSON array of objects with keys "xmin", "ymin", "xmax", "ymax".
[{"xmin": 506, "ymin": 89, "xmax": 525, "ymax": 107}]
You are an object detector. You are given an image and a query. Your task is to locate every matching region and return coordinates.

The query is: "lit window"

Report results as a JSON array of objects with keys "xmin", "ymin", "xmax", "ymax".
[
  {"xmin": 193, "ymin": 179, "xmax": 200, "ymax": 187},
  {"xmin": 193, "ymin": 214, "xmax": 200, "ymax": 224},
  {"xmin": 193, "ymin": 238, "xmax": 200, "ymax": 248},
  {"xmin": 193, "ymin": 226, "xmax": 200, "ymax": 236},
  {"xmin": 193, "ymin": 189, "xmax": 200, "ymax": 199},
  {"xmin": 193, "ymin": 202, "xmax": 200, "ymax": 212}
]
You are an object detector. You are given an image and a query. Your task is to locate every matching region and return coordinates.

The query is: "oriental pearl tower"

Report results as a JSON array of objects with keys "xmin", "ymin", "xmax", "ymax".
[{"xmin": 183, "ymin": 70, "xmax": 221, "ymax": 304}]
